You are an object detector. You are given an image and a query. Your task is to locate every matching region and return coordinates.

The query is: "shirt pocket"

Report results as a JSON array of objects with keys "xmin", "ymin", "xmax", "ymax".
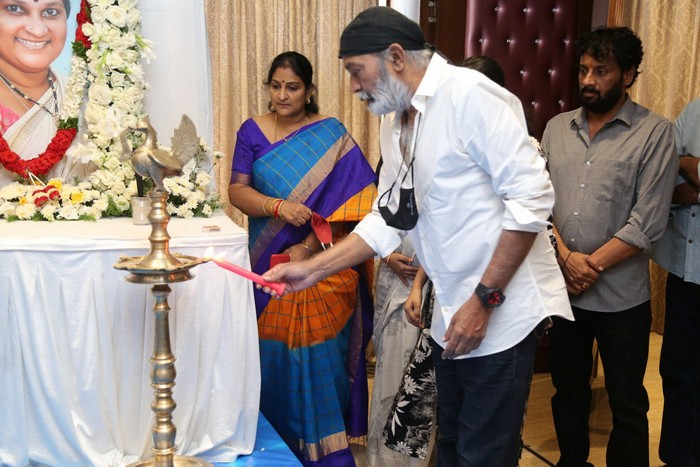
[{"xmin": 590, "ymin": 159, "xmax": 635, "ymax": 204}]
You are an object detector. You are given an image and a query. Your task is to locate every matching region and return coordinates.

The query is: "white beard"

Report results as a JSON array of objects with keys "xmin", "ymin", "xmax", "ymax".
[{"xmin": 358, "ymin": 60, "xmax": 413, "ymax": 115}]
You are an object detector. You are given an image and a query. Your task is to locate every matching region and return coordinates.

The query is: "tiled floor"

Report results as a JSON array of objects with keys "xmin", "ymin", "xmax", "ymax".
[{"xmin": 354, "ymin": 332, "xmax": 665, "ymax": 466}]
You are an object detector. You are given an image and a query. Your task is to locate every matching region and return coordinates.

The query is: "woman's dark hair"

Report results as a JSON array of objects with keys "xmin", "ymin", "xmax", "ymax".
[
  {"xmin": 457, "ymin": 55, "xmax": 505, "ymax": 87},
  {"xmin": 264, "ymin": 51, "xmax": 319, "ymax": 114},
  {"xmin": 575, "ymin": 26, "xmax": 643, "ymax": 88},
  {"xmin": 63, "ymin": 0, "xmax": 71, "ymax": 17}
]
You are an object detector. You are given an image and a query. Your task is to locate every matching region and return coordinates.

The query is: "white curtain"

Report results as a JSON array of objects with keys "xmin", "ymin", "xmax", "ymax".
[{"xmin": 140, "ymin": 0, "xmax": 214, "ymax": 153}]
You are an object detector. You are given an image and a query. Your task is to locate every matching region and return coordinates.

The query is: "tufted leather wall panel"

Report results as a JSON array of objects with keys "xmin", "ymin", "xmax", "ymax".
[{"xmin": 464, "ymin": 0, "xmax": 591, "ymax": 139}]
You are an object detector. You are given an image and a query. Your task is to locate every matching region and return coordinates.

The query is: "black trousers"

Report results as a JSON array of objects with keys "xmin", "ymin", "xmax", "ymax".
[
  {"xmin": 549, "ymin": 303, "xmax": 651, "ymax": 467},
  {"xmin": 431, "ymin": 320, "xmax": 547, "ymax": 467},
  {"xmin": 659, "ymin": 273, "xmax": 700, "ymax": 467}
]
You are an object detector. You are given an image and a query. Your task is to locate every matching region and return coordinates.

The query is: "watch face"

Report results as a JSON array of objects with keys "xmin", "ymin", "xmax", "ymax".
[
  {"xmin": 487, "ymin": 291, "xmax": 504, "ymax": 307},
  {"xmin": 476, "ymin": 283, "xmax": 505, "ymax": 308}
]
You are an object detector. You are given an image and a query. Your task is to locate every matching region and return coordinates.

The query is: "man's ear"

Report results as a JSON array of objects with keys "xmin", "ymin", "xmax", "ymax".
[
  {"xmin": 387, "ymin": 43, "xmax": 406, "ymax": 71},
  {"xmin": 622, "ymin": 67, "xmax": 636, "ymax": 87}
]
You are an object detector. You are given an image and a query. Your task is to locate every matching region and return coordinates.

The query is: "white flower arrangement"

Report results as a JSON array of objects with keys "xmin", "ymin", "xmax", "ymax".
[
  {"xmin": 0, "ymin": 146, "xmax": 221, "ymax": 221},
  {"xmin": 162, "ymin": 143, "xmax": 223, "ymax": 219},
  {"xmin": 70, "ymin": 0, "xmax": 153, "ymax": 167},
  {"xmin": 0, "ymin": 0, "xmax": 220, "ymax": 222},
  {"xmin": 0, "ymin": 179, "xmax": 114, "ymax": 221}
]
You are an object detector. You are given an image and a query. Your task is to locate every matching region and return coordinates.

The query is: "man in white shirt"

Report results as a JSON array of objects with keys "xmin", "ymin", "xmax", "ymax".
[{"xmin": 263, "ymin": 6, "xmax": 572, "ymax": 465}]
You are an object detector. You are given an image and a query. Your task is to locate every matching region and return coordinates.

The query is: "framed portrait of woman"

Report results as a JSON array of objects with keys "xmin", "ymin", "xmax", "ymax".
[{"xmin": 0, "ymin": 0, "xmax": 81, "ymax": 185}]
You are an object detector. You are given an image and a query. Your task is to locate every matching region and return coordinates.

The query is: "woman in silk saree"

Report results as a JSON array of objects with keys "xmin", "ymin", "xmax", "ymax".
[{"xmin": 229, "ymin": 52, "xmax": 377, "ymax": 467}]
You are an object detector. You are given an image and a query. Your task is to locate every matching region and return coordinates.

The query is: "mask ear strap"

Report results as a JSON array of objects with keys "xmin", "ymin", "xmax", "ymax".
[
  {"xmin": 378, "ymin": 179, "xmax": 397, "ymax": 206},
  {"xmin": 379, "ymin": 154, "xmax": 416, "ymax": 207},
  {"xmin": 399, "ymin": 155, "xmax": 416, "ymax": 186}
]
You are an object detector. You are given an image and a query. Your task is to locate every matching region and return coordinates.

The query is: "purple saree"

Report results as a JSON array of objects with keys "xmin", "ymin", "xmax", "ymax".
[{"xmin": 231, "ymin": 117, "xmax": 377, "ymax": 466}]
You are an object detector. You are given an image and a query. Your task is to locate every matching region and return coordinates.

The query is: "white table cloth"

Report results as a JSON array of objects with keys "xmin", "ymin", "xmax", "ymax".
[{"xmin": 0, "ymin": 214, "xmax": 261, "ymax": 466}]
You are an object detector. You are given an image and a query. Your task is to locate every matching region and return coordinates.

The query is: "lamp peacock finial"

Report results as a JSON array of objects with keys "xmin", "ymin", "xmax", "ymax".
[{"xmin": 119, "ymin": 115, "xmax": 200, "ymax": 192}]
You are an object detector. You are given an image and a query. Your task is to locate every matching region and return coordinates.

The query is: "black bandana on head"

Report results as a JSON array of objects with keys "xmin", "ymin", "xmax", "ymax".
[{"xmin": 339, "ymin": 6, "xmax": 428, "ymax": 58}]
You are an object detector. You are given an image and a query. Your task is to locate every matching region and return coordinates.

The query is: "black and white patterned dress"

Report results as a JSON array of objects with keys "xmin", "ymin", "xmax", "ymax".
[{"xmin": 382, "ymin": 281, "xmax": 438, "ymax": 460}]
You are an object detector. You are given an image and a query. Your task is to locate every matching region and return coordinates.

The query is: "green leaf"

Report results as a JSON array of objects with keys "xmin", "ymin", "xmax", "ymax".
[{"xmin": 58, "ymin": 117, "xmax": 79, "ymax": 130}]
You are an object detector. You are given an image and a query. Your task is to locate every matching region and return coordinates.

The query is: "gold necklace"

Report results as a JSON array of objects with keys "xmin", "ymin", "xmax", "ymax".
[{"xmin": 275, "ymin": 113, "xmax": 308, "ymax": 142}]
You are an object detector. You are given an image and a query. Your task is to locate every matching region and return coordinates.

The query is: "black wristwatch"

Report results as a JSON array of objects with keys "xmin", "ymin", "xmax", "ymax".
[{"xmin": 475, "ymin": 282, "xmax": 506, "ymax": 308}]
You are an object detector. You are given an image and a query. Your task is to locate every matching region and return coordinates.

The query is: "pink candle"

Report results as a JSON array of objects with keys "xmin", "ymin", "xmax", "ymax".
[{"xmin": 212, "ymin": 257, "xmax": 286, "ymax": 296}]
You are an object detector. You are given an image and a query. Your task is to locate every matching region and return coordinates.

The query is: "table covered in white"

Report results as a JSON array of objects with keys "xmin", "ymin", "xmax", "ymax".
[{"xmin": 0, "ymin": 214, "xmax": 260, "ymax": 466}]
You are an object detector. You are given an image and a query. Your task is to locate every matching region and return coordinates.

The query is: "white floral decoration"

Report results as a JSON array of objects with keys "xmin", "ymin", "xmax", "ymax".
[
  {"xmin": 1, "ymin": 0, "xmax": 220, "ymax": 221},
  {"xmin": 74, "ymin": 0, "xmax": 154, "ymax": 167},
  {"xmin": 60, "ymin": 55, "xmax": 89, "ymax": 122},
  {"xmin": 0, "ymin": 179, "xmax": 112, "ymax": 221}
]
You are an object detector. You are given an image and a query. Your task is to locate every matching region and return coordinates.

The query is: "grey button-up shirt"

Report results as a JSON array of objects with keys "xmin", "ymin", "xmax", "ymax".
[{"xmin": 542, "ymin": 96, "xmax": 678, "ymax": 312}]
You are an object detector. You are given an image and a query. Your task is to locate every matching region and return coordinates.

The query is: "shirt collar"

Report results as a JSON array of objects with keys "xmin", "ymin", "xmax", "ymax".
[
  {"xmin": 571, "ymin": 93, "xmax": 634, "ymax": 129},
  {"xmin": 410, "ymin": 53, "xmax": 446, "ymax": 114}
]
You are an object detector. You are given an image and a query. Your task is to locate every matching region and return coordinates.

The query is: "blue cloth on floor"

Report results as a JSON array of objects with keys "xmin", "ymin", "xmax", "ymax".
[{"xmin": 214, "ymin": 412, "xmax": 301, "ymax": 466}]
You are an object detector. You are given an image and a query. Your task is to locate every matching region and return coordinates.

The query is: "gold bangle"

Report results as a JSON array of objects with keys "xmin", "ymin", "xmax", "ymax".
[
  {"xmin": 262, "ymin": 197, "xmax": 274, "ymax": 216},
  {"xmin": 383, "ymin": 252, "xmax": 393, "ymax": 266},
  {"xmin": 301, "ymin": 238, "xmax": 316, "ymax": 255}
]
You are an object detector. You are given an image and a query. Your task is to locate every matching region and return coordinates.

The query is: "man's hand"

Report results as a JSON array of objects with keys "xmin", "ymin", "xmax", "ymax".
[
  {"xmin": 679, "ymin": 155, "xmax": 700, "ymax": 187},
  {"xmin": 672, "ymin": 181, "xmax": 699, "ymax": 205},
  {"xmin": 562, "ymin": 252, "xmax": 602, "ymax": 294},
  {"xmin": 441, "ymin": 295, "xmax": 492, "ymax": 359},
  {"xmin": 261, "ymin": 232, "xmax": 377, "ymax": 296},
  {"xmin": 262, "ymin": 261, "xmax": 319, "ymax": 296}
]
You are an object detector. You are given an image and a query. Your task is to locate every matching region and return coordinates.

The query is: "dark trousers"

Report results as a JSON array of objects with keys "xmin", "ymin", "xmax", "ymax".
[
  {"xmin": 659, "ymin": 273, "xmax": 700, "ymax": 467},
  {"xmin": 549, "ymin": 303, "xmax": 651, "ymax": 467},
  {"xmin": 431, "ymin": 320, "xmax": 546, "ymax": 467}
]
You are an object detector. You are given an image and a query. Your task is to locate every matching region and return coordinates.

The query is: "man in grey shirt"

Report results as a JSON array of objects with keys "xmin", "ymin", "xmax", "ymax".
[{"xmin": 542, "ymin": 26, "xmax": 677, "ymax": 467}]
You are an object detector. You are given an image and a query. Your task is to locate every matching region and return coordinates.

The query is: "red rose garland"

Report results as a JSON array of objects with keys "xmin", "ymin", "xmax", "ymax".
[
  {"xmin": 74, "ymin": 0, "xmax": 92, "ymax": 51},
  {"xmin": 0, "ymin": 0, "xmax": 91, "ymax": 180},
  {"xmin": 0, "ymin": 128, "xmax": 78, "ymax": 177}
]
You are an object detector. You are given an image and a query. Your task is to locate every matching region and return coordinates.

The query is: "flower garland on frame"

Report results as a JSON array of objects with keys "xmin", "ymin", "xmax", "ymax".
[
  {"xmin": 0, "ymin": 0, "xmax": 92, "ymax": 180},
  {"xmin": 0, "ymin": 0, "xmax": 222, "ymax": 222}
]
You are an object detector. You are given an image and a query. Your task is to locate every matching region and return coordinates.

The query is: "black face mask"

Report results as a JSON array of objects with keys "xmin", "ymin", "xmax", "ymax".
[{"xmin": 378, "ymin": 160, "xmax": 418, "ymax": 230}]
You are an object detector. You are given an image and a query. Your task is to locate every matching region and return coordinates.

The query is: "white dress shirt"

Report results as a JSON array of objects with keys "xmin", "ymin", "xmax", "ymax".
[{"xmin": 354, "ymin": 54, "xmax": 572, "ymax": 358}]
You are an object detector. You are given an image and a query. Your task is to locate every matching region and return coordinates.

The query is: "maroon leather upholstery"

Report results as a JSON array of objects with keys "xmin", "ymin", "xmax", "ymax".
[{"xmin": 464, "ymin": 0, "xmax": 586, "ymax": 139}]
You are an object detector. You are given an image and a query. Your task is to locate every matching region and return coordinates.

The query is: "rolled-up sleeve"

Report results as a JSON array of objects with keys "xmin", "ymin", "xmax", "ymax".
[
  {"xmin": 464, "ymin": 87, "xmax": 554, "ymax": 233},
  {"xmin": 614, "ymin": 121, "xmax": 678, "ymax": 251},
  {"xmin": 353, "ymin": 208, "xmax": 402, "ymax": 258}
]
